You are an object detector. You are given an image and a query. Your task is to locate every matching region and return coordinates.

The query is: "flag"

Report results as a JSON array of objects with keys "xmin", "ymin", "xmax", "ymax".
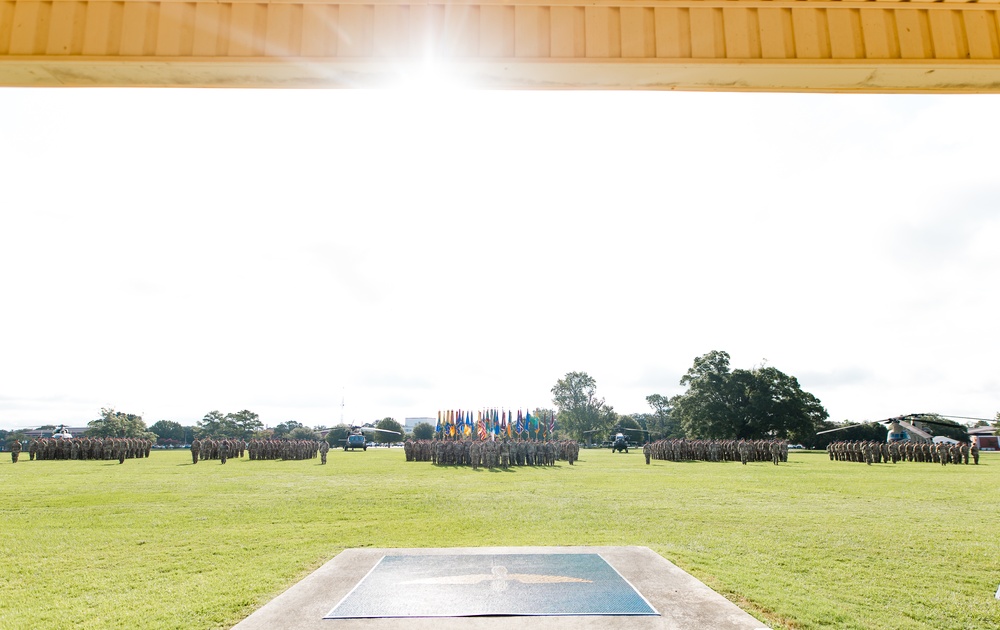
[
  {"xmin": 477, "ymin": 419, "xmax": 487, "ymax": 441},
  {"xmin": 436, "ymin": 411, "xmax": 442, "ymax": 434},
  {"xmin": 549, "ymin": 411, "xmax": 556, "ymax": 434}
]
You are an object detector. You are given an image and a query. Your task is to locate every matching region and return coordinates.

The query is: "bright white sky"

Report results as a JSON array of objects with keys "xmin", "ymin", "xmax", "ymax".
[{"xmin": 1, "ymin": 86, "xmax": 998, "ymax": 432}]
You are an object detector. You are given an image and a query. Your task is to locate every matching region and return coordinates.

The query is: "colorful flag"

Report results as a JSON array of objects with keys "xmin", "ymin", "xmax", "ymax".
[{"xmin": 549, "ymin": 411, "xmax": 556, "ymax": 433}]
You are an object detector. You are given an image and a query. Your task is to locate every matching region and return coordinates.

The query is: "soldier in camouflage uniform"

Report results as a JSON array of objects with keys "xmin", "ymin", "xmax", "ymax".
[
  {"xmin": 320, "ymin": 440, "xmax": 330, "ymax": 464},
  {"xmin": 10, "ymin": 438, "xmax": 21, "ymax": 463},
  {"xmin": 470, "ymin": 439, "xmax": 481, "ymax": 470}
]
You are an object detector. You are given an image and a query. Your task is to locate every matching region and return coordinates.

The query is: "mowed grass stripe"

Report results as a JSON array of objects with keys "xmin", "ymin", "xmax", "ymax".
[{"xmin": 2, "ymin": 448, "xmax": 998, "ymax": 629}]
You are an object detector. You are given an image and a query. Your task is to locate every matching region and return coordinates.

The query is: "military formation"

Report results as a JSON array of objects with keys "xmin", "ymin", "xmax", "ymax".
[
  {"xmin": 24, "ymin": 437, "xmax": 152, "ymax": 464},
  {"xmin": 247, "ymin": 439, "xmax": 321, "ymax": 461},
  {"xmin": 827, "ymin": 440, "xmax": 979, "ymax": 465},
  {"xmin": 645, "ymin": 438, "xmax": 789, "ymax": 465},
  {"xmin": 189, "ymin": 438, "xmax": 326, "ymax": 464},
  {"xmin": 404, "ymin": 438, "xmax": 579, "ymax": 469}
]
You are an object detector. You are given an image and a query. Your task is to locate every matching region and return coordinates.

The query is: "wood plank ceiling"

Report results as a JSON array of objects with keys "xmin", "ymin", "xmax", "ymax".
[{"xmin": 2, "ymin": 0, "xmax": 999, "ymax": 91}]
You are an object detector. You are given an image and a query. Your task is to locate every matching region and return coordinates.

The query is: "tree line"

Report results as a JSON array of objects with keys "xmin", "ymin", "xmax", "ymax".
[
  {"xmin": 551, "ymin": 350, "xmax": 830, "ymax": 446},
  {"xmin": 550, "ymin": 351, "xmax": 1000, "ymax": 447},
  {"xmin": 1, "ymin": 408, "xmax": 406, "ymax": 448}
]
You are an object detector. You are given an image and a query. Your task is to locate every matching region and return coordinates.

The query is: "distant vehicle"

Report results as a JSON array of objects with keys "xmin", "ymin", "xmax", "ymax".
[
  {"xmin": 611, "ymin": 433, "xmax": 630, "ymax": 453},
  {"xmin": 584, "ymin": 424, "xmax": 650, "ymax": 453},
  {"xmin": 340, "ymin": 425, "xmax": 401, "ymax": 451},
  {"xmin": 344, "ymin": 434, "xmax": 368, "ymax": 451},
  {"xmin": 788, "ymin": 444, "xmax": 805, "ymax": 449}
]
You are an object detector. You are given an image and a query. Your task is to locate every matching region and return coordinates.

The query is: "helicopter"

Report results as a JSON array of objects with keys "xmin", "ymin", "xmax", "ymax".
[
  {"xmin": 584, "ymin": 425, "xmax": 651, "ymax": 453},
  {"xmin": 51, "ymin": 424, "xmax": 74, "ymax": 439},
  {"xmin": 816, "ymin": 413, "xmax": 992, "ymax": 443},
  {"xmin": 340, "ymin": 425, "xmax": 400, "ymax": 451}
]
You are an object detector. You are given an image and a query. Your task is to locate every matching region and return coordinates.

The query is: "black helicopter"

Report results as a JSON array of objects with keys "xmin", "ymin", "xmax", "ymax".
[
  {"xmin": 340, "ymin": 425, "xmax": 400, "ymax": 451},
  {"xmin": 584, "ymin": 425, "xmax": 651, "ymax": 453},
  {"xmin": 816, "ymin": 413, "xmax": 991, "ymax": 443}
]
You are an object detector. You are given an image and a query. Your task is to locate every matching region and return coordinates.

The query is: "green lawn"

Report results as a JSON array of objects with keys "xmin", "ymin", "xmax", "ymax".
[{"xmin": 2, "ymin": 448, "xmax": 998, "ymax": 629}]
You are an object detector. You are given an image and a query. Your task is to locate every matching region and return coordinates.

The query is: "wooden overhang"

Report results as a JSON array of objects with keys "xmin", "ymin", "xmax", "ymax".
[{"xmin": 2, "ymin": 0, "xmax": 999, "ymax": 91}]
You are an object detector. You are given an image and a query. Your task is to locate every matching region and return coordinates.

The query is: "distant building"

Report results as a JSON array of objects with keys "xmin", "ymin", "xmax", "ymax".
[
  {"xmin": 969, "ymin": 426, "xmax": 999, "ymax": 451},
  {"xmin": 403, "ymin": 417, "xmax": 435, "ymax": 432}
]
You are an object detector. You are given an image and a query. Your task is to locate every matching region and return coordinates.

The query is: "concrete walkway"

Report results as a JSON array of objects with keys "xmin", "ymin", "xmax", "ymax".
[{"xmin": 232, "ymin": 546, "xmax": 769, "ymax": 630}]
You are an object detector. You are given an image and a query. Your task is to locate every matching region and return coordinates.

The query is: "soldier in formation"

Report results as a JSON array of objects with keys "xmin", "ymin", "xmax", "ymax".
[
  {"xmin": 403, "ymin": 437, "xmax": 579, "ymax": 468},
  {"xmin": 195, "ymin": 438, "xmax": 245, "ymax": 462},
  {"xmin": 826, "ymin": 440, "xmax": 977, "ymax": 465},
  {"xmin": 647, "ymin": 438, "xmax": 788, "ymax": 464},
  {"xmin": 246, "ymin": 438, "xmax": 320, "ymax": 461},
  {"xmin": 24, "ymin": 437, "xmax": 152, "ymax": 461}
]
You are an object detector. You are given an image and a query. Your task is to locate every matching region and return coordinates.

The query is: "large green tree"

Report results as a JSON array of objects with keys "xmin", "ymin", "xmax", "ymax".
[
  {"xmin": 227, "ymin": 410, "xmax": 263, "ymax": 441},
  {"xmin": 87, "ymin": 408, "xmax": 154, "ymax": 439},
  {"xmin": 670, "ymin": 351, "xmax": 828, "ymax": 441},
  {"xmin": 374, "ymin": 417, "xmax": 404, "ymax": 444},
  {"xmin": 289, "ymin": 426, "xmax": 320, "ymax": 440},
  {"xmin": 149, "ymin": 420, "xmax": 184, "ymax": 444},
  {"xmin": 644, "ymin": 394, "xmax": 684, "ymax": 439},
  {"xmin": 197, "ymin": 410, "xmax": 231, "ymax": 437},
  {"xmin": 271, "ymin": 420, "xmax": 304, "ymax": 439},
  {"xmin": 412, "ymin": 422, "xmax": 435, "ymax": 440},
  {"xmin": 551, "ymin": 371, "xmax": 610, "ymax": 440}
]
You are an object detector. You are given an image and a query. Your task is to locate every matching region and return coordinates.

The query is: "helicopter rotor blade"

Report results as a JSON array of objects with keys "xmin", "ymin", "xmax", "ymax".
[
  {"xmin": 816, "ymin": 422, "xmax": 879, "ymax": 435},
  {"xmin": 357, "ymin": 427, "xmax": 401, "ymax": 435}
]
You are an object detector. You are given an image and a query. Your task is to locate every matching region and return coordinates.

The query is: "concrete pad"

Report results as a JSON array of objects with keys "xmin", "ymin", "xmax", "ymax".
[{"xmin": 232, "ymin": 547, "xmax": 768, "ymax": 630}]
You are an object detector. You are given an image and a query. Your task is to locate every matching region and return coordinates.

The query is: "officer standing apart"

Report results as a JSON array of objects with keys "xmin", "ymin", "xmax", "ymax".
[
  {"xmin": 320, "ymin": 440, "xmax": 330, "ymax": 464},
  {"xmin": 10, "ymin": 438, "xmax": 21, "ymax": 463}
]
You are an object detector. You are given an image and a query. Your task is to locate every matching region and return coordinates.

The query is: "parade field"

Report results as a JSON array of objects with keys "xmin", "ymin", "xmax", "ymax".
[{"xmin": 2, "ymin": 448, "xmax": 998, "ymax": 630}]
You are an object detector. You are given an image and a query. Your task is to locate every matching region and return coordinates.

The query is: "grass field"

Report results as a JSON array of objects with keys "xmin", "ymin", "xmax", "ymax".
[{"xmin": 2, "ymin": 447, "xmax": 998, "ymax": 629}]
